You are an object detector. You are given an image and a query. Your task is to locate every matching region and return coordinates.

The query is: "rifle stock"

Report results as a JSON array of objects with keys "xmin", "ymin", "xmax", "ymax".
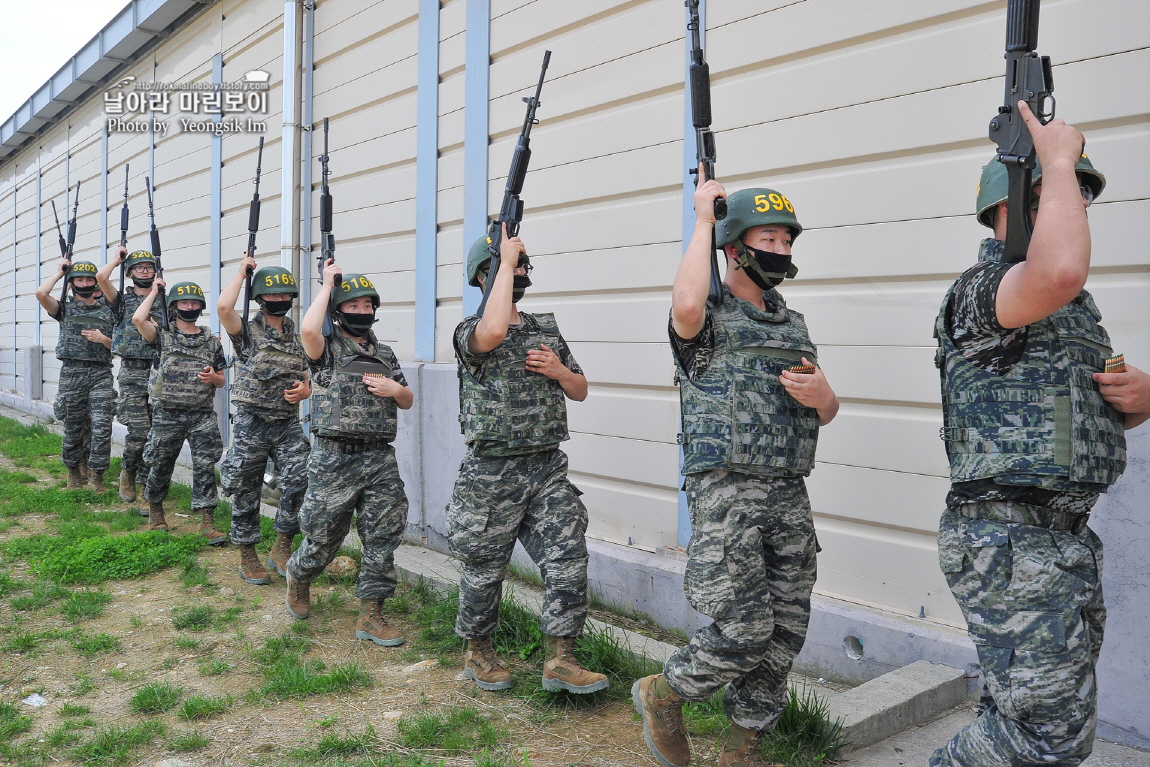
[
  {"xmin": 476, "ymin": 50, "xmax": 550, "ymax": 318},
  {"xmin": 989, "ymin": 0, "xmax": 1054, "ymax": 262}
]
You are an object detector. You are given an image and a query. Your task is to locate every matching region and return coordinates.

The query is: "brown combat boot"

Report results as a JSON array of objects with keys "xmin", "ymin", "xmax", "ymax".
[
  {"xmin": 542, "ymin": 636, "xmax": 609, "ymax": 693},
  {"xmin": 66, "ymin": 467, "xmax": 85, "ymax": 489},
  {"xmin": 355, "ymin": 599, "xmax": 404, "ymax": 646},
  {"xmin": 717, "ymin": 722, "xmax": 779, "ymax": 767},
  {"xmin": 198, "ymin": 509, "xmax": 227, "ymax": 546},
  {"xmin": 463, "ymin": 636, "xmax": 514, "ymax": 691},
  {"xmin": 78, "ymin": 458, "xmax": 90, "ymax": 483},
  {"xmin": 266, "ymin": 532, "xmax": 292, "ymax": 577},
  {"xmin": 285, "ymin": 573, "xmax": 310, "ymax": 620},
  {"xmin": 238, "ymin": 544, "xmax": 271, "ymax": 585},
  {"xmin": 88, "ymin": 470, "xmax": 107, "ymax": 493},
  {"xmin": 632, "ymin": 674, "xmax": 689, "ymax": 767},
  {"xmin": 118, "ymin": 469, "xmax": 137, "ymax": 503},
  {"xmin": 145, "ymin": 500, "xmax": 169, "ymax": 532}
]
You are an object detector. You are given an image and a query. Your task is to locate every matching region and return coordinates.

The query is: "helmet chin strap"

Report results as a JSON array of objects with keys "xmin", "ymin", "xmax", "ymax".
[{"xmin": 731, "ymin": 241, "xmax": 798, "ymax": 290}]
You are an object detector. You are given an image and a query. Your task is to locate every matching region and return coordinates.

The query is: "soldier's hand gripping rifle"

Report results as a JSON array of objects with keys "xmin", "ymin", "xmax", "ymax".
[
  {"xmin": 145, "ymin": 177, "xmax": 169, "ymax": 327},
  {"xmin": 318, "ymin": 118, "xmax": 337, "ymax": 337},
  {"xmin": 53, "ymin": 181, "xmax": 82, "ymax": 305},
  {"xmin": 118, "ymin": 165, "xmax": 130, "ymax": 296},
  {"xmin": 988, "ymin": 0, "xmax": 1055, "ymax": 262},
  {"xmin": 475, "ymin": 50, "xmax": 551, "ymax": 318},
  {"xmin": 686, "ymin": 0, "xmax": 724, "ymax": 299},
  {"xmin": 243, "ymin": 137, "xmax": 265, "ymax": 324}
]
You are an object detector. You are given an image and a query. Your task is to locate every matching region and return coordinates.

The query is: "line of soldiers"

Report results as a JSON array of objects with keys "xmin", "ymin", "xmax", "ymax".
[{"xmin": 32, "ymin": 106, "xmax": 1150, "ymax": 767}]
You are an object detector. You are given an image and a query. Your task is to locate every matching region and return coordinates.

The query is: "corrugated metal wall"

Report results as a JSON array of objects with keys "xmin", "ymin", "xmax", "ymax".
[{"xmin": 0, "ymin": 0, "xmax": 1146, "ymax": 632}]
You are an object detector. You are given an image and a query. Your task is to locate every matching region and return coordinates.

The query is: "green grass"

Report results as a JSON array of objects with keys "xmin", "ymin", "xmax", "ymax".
[
  {"xmin": 128, "ymin": 682, "xmax": 183, "ymax": 714},
  {"xmin": 0, "ymin": 701, "xmax": 33, "ymax": 739},
  {"xmin": 174, "ymin": 636, "xmax": 201, "ymax": 650},
  {"xmin": 69, "ymin": 674, "xmax": 97, "ymax": 696},
  {"xmin": 72, "ymin": 632, "xmax": 122, "ymax": 656},
  {"xmin": 171, "ymin": 605, "xmax": 214, "ymax": 631},
  {"xmin": 252, "ymin": 655, "xmax": 372, "ymax": 701},
  {"xmin": 178, "ymin": 694, "xmax": 233, "ymax": 720},
  {"xmin": 60, "ymin": 589, "xmax": 114, "ymax": 621},
  {"xmin": 167, "ymin": 728, "xmax": 211, "ymax": 752},
  {"xmin": 180, "ymin": 555, "xmax": 215, "ymax": 588},
  {"xmin": 10, "ymin": 579, "xmax": 70, "ymax": 611},
  {"xmin": 313, "ymin": 725, "xmax": 377, "ymax": 757},
  {"xmin": 0, "ymin": 570, "xmax": 24, "ymax": 598},
  {"xmin": 33, "ymin": 530, "xmax": 204, "ymax": 584},
  {"xmin": 72, "ymin": 720, "xmax": 165, "ymax": 765},
  {"xmin": 0, "ymin": 419, "xmax": 66, "ymax": 476},
  {"xmin": 396, "ymin": 706, "xmax": 508, "ymax": 754},
  {"xmin": 198, "ymin": 658, "xmax": 231, "ymax": 676},
  {"xmin": 58, "ymin": 703, "xmax": 91, "ymax": 717}
]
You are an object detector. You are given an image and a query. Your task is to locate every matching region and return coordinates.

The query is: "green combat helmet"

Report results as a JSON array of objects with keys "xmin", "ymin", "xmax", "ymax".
[
  {"xmin": 67, "ymin": 261, "xmax": 100, "ymax": 281},
  {"xmin": 716, "ymin": 189, "xmax": 804, "ymax": 248},
  {"xmin": 166, "ymin": 281, "xmax": 207, "ymax": 308},
  {"xmin": 975, "ymin": 153, "xmax": 1106, "ymax": 229},
  {"xmin": 251, "ymin": 266, "xmax": 299, "ymax": 297},
  {"xmin": 124, "ymin": 250, "xmax": 157, "ymax": 270},
  {"xmin": 332, "ymin": 274, "xmax": 379, "ymax": 309},
  {"xmin": 466, "ymin": 235, "xmax": 494, "ymax": 288}
]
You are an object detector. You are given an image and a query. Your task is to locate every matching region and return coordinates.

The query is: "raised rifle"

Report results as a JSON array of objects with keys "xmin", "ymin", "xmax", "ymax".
[
  {"xmin": 686, "ymin": 0, "xmax": 724, "ymax": 299},
  {"xmin": 988, "ymin": 0, "xmax": 1055, "ymax": 262},
  {"xmin": 319, "ymin": 118, "xmax": 337, "ymax": 337},
  {"xmin": 243, "ymin": 137, "xmax": 265, "ymax": 324},
  {"xmin": 55, "ymin": 180, "xmax": 82, "ymax": 305},
  {"xmin": 118, "ymin": 165, "xmax": 130, "ymax": 296},
  {"xmin": 475, "ymin": 50, "xmax": 551, "ymax": 318},
  {"xmin": 144, "ymin": 177, "xmax": 169, "ymax": 327}
]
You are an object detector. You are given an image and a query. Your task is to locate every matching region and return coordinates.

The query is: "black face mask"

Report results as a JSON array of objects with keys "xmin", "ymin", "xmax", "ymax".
[
  {"xmin": 72, "ymin": 284, "xmax": 97, "ymax": 298},
  {"xmin": 131, "ymin": 276, "xmax": 155, "ymax": 289},
  {"xmin": 177, "ymin": 307, "xmax": 203, "ymax": 322},
  {"xmin": 738, "ymin": 244, "xmax": 794, "ymax": 291},
  {"xmin": 337, "ymin": 311, "xmax": 375, "ymax": 337},
  {"xmin": 262, "ymin": 299, "xmax": 293, "ymax": 317},
  {"xmin": 512, "ymin": 274, "xmax": 532, "ymax": 304}
]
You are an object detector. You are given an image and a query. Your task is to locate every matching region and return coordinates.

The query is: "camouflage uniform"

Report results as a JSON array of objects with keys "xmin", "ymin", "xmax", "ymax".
[
  {"xmin": 448, "ymin": 313, "xmax": 590, "ymax": 639},
  {"xmin": 664, "ymin": 285, "xmax": 821, "ymax": 731},
  {"xmin": 219, "ymin": 314, "xmax": 309, "ymax": 545},
  {"xmin": 111, "ymin": 288, "xmax": 163, "ymax": 480},
  {"xmin": 929, "ymin": 239, "xmax": 1126, "ymax": 767},
  {"xmin": 52, "ymin": 298, "xmax": 116, "ymax": 472},
  {"xmin": 141, "ymin": 326, "xmax": 226, "ymax": 511},
  {"xmin": 286, "ymin": 333, "xmax": 408, "ymax": 600}
]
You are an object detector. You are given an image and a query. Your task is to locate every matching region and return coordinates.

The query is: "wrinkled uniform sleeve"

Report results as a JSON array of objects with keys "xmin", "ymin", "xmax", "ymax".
[
  {"xmin": 454, "ymin": 316, "xmax": 487, "ymax": 380},
  {"xmin": 668, "ymin": 307, "xmax": 715, "ymax": 382},
  {"xmin": 946, "ymin": 261, "xmax": 1028, "ymax": 376},
  {"xmin": 307, "ymin": 337, "xmax": 335, "ymax": 387},
  {"xmin": 227, "ymin": 319, "xmax": 252, "ymax": 363},
  {"xmin": 550, "ymin": 328, "xmax": 583, "ymax": 376},
  {"xmin": 379, "ymin": 345, "xmax": 408, "ymax": 388}
]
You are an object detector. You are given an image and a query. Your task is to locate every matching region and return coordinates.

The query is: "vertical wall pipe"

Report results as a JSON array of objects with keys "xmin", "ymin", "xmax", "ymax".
[
  {"xmin": 35, "ymin": 153, "xmax": 41, "ymax": 349},
  {"xmin": 281, "ymin": 0, "xmax": 302, "ymax": 273},
  {"xmin": 101, "ymin": 125, "xmax": 109, "ymax": 263},
  {"xmin": 415, "ymin": 0, "xmax": 440, "ymax": 361},
  {"xmin": 462, "ymin": 0, "xmax": 490, "ymax": 317},
  {"xmin": 11, "ymin": 170, "xmax": 16, "ymax": 389},
  {"xmin": 210, "ymin": 52, "xmax": 228, "ymax": 444},
  {"xmin": 299, "ymin": 0, "xmax": 315, "ymax": 433}
]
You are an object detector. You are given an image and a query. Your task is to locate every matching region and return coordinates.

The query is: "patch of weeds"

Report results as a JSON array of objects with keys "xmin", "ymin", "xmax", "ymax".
[
  {"xmin": 396, "ymin": 706, "xmax": 508, "ymax": 754},
  {"xmin": 128, "ymin": 682, "xmax": 183, "ymax": 714},
  {"xmin": 0, "ymin": 571, "xmax": 23, "ymax": 597},
  {"xmin": 313, "ymin": 725, "xmax": 377, "ymax": 757},
  {"xmin": 33, "ymin": 530, "xmax": 204, "ymax": 584},
  {"xmin": 759, "ymin": 684, "xmax": 845, "ymax": 766},
  {"xmin": 250, "ymin": 633, "xmax": 311, "ymax": 665},
  {"xmin": 683, "ymin": 689, "xmax": 728, "ymax": 739},
  {"xmin": 406, "ymin": 581, "xmax": 465, "ymax": 659},
  {"xmin": 171, "ymin": 605, "xmax": 213, "ymax": 631},
  {"xmin": 4, "ymin": 627, "xmax": 73, "ymax": 654},
  {"xmin": 58, "ymin": 703, "xmax": 91, "ymax": 717},
  {"xmin": 106, "ymin": 512, "xmax": 144, "ymax": 533},
  {"xmin": 253, "ymin": 656, "xmax": 371, "ymax": 701},
  {"xmin": 475, "ymin": 749, "xmax": 532, "ymax": 767},
  {"xmin": 316, "ymin": 714, "xmax": 339, "ymax": 729},
  {"xmin": 69, "ymin": 674, "xmax": 96, "ymax": 696},
  {"xmin": 214, "ymin": 605, "xmax": 243, "ymax": 628},
  {"xmin": 106, "ymin": 667, "xmax": 144, "ymax": 682},
  {"xmin": 180, "ymin": 556, "xmax": 213, "ymax": 589},
  {"xmin": 179, "ymin": 694, "xmax": 233, "ymax": 721},
  {"xmin": 0, "ymin": 419, "xmax": 65, "ymax": 476},
  {"xmin": 384, "ymin": 588, "xmax": 411, "ymax": 616},
  {"xmin": 43, "ymin": 718, "xmax": 93, "ymax": 747},
  {"xmin": 61, "ymin": 589, "xmax": 114, "ymax": 622},
  {"xmin": 128, "ymin": 614, "xmax": 143, "ymax": 628},
  {"xmin": 168, "ymin": 728, "xmax": 211, "ymax": 752},
  {"xmin": 197, "ymin": 659, "xmax": 230, "ymax": 676},
  {"xmin": 160, "ymin": 657, "xmax": 179, "ymax": 670},
  {"xmin": 11, "ymin": 580, "xmax": 69, "ymax": 611},
  {"xmin": 73, "ymin": 632, "xmax": 122, "ymax": 656},
  {"xmin": 174, "ymin": 636, "xmax": 201, "ymax": 650},
  {"xmin": 72, "ymin": 720, "xmax": 165, "ymax": 765},
  {"xmin": 0, "ymin": 701, "xmax": 33, "ymax": 739}
]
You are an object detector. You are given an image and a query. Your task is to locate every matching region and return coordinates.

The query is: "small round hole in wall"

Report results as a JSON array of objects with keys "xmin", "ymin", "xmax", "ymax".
[{"xmin": 843, "ymin": 635, "xmax": 864, "ymax": 660}]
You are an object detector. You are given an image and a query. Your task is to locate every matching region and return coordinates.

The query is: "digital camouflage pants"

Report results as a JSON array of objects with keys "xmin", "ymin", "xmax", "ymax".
[
  {"xmin": 220, "ymin": 408, "xmax": 309, "ymax": 546},
  {"xmin": 447, "ymin": 447, "xmax": 589, "ymax": 640},
  {"xmin": 142, "ymin": 407, "xmax": 223, "ymax": 510},
  {"xmin": 54, "ymin": 363, "xmax": 115, "ymax": 472},
  {"xmin": 115, "ymin": 363, "xmax": 153, "ymax": 478},
  {"xmin": 929, "ymin": 509, "xmax": 1104, "ymax": 767},
  {"xmin": 664, "ymin": 470, "xmax": 818, "ymax": 731},
  {"xmin": 286, "ymin": 437, "xmax": 407, "ymax": 601}
]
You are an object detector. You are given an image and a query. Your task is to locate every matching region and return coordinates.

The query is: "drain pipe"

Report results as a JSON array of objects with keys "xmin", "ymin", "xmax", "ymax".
[
  {"xmin": 280, "ymin": 0, "xmax": 303, "ymax": 273},
  {"xmin": 298, "ymin": 0, "xmax": 315, "ymax": 434}
]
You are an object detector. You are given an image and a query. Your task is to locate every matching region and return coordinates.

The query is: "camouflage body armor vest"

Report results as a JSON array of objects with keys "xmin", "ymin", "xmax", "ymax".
[
  {"xmin": 112, "ymin": 289, "xmax": 162, "ymax": 360},
  {"xmin": 57, "ymin": 297, "xmax": 113, "ymax": 365},
  {"xmin": 230, "ymin": 315, "xmax": 307, "ymax": 418},
  {"xmin": 150, "ymin": 328, "xmax": 223, "ymax": 411},
  {"xmin": 936, "ymin": 261, "xmax": 1126, "ymax": 490},
  {"xmin": 677, "ymin": 288, "xmax": 820, "ymax": 476},
  {"xmin": 310, "ymin": 333, "xmax": 398, "ymax": 440},
  {"xmin": 458, "ymin": 313, "xmax": 569, "ymax": 449}
]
